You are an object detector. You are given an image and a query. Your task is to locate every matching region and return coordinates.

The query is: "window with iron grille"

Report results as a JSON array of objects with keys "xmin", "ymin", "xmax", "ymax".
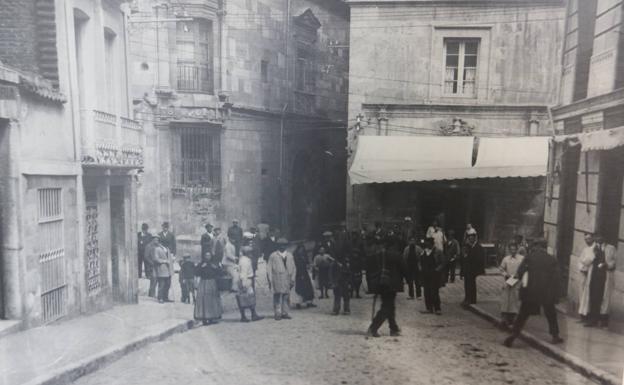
[
  {"xmin": 37, "ymin": 188, "xmax": 67, "ymax": 323},
  {"xmin": 444, "ymin": 39, "xmax": 479, "ymax": 96},
  {"xmin": 176, "ymin": 19, "xmax": 214, "ymax": 93},
  {"xmin": 171, "ymin": 125, "xmax": 221, "ymax": 191}
]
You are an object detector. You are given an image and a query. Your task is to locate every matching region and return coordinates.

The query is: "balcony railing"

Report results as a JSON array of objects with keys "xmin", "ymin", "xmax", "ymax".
[
  {"xmin": 82, "ymin": 110, "xmax": 144, "ymax": 168},
  {"xmin": 177, "ymin": 63, "xmax": 213, "ymax": 93}
]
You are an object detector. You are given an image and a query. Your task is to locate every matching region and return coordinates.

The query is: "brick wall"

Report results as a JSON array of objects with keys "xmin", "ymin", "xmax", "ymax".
[
  {"xmin": 0, "ymin": 0, "xmax": 59, "ymax": 87},
  {"xmin": 0, "ymin": 0, "xmax": 39, "ymax": 73}
]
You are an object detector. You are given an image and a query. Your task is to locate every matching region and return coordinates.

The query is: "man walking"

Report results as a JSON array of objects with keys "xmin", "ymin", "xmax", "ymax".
[
  {"xmin": 267, "ymin": 238, "xmax": 296, "ymax": 320},
  {"xmin": 461, "ymin": 228, "xmax": 485, "ymax": 306},
  {"xmin": 367, "ymin": 237, "xmax": 406, "ymax": 337},
  {"xmin": 402, "ymin": 237, "xmax": 423, "ymax": 300},
  {"xmin": 504, "ymin": 239, "xmax": 563, "ymax": 347}
]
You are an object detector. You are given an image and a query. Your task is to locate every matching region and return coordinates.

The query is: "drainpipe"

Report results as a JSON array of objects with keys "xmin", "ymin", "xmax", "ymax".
[
  {"xmin": 2, "ymin": 119, "xmax": 24, "ymax": 320},
  {"xmin": 279, "ymin": 103, "xmax": 288, "ymax": 231}
]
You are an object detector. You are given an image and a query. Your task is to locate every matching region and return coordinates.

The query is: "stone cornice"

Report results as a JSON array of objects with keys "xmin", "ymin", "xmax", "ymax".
[
  {"xmin": 551, "ymin": 88, "xmax": 624, "ymax": 121},
  {"xmin": 362, "ymin": 103, "xmax": 549, "ymax": 113},
  {"xmin": 345, "ymin": 0, "xmax": 563, "ymax": 5}
]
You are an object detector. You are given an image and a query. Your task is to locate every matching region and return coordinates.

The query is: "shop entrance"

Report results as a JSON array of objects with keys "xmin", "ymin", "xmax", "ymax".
[
  {"xmin": 556, "ymin": 147, "xmax": 580, "ymax": 294},
  {"xmin": 110, "ymin": 186, "xmax": 125, "ymax": 302},
  {"xmin": 420, "ymin": 185, "xmax": 485, "ymax": 240},
  {"xmin": 597, "ymin": 147, "xmax": 624, "ymax": 245}
]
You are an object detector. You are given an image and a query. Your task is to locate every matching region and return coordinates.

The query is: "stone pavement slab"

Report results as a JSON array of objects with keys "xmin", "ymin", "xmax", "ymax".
[
  {"xmin": 0, "ymin": 260, "xmax": 276, "ymax": 385},
  {"xmin": 470, "ymin": 273, "xmax": 624, "ymax": 385}
]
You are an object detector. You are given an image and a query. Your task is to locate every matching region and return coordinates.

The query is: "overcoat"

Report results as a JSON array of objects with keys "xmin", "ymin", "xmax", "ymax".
[
  {"xmin": 152, "ymin": 245, "xmax": 173, "ymax": 278},
  {"xmin": 267, "ymin": 250, "xmax": 296, "ymax": 294},
  {"xmin": 158, "ymin": 231, "xmax": 177, "ymax": 255},
  {"xmin": 578, "ymin": 244, "xmax": 617, "ymax": 315},
  {"xmin": 516, "ymin": 247, "xmax": 560, "ymax": 312}
]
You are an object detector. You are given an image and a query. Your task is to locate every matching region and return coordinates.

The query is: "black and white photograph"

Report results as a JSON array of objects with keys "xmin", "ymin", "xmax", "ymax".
[{"xmin": 0, "ymin": 0, "xmax": 623, "ymax": 384}]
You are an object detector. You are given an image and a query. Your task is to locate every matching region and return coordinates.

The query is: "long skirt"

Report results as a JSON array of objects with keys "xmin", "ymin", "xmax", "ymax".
[
  {"xmin": 194, "ymin": 279, "xmax": 223, "ymax": 321},
  {"xmin": 295, "ymin": 270, "xmax": 315, "ymax": 302}
]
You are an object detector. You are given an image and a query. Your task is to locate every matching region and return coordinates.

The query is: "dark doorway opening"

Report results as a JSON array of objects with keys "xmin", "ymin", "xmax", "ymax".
[
  {"xmin": 597, "ymin": 148, "xmax": 624, "ymax": 245},
  {"xmin": 420, "ymin": 185, "xmax": 485, "ymax": 240},
  {"xmin": 556, "ymin": 146, "xmax": 580, "ymax": 294},
  {"xmin": 110, "ymin": 186, "xmax": 125, "ymax": 302}
]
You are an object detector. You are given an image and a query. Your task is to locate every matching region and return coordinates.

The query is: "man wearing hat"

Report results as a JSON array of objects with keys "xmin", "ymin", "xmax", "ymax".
[
  {"xmin": 227, "ymin": 219, "xmax": 244, "ymax": 256},
  {"xmin": 158, "ymin": 222, "xmax": 177, "ymax": 257},
  {"xmin": 461, "ymin": 228, "xmax": 485, "ymax": 306},
  {"xmin": 266, "ymin": 238, "xmax": 296, "ymax": 320},
  {"xmin": 152, "ymin": 235, "xmax": 174, "ymax": 303},
  {"xmin": 320, "ymin": 230, "xmax": 336, "ymax": 258},
  {"xmin": 504, "ymin": 239, "xmax": 563, "ymax": 347}
]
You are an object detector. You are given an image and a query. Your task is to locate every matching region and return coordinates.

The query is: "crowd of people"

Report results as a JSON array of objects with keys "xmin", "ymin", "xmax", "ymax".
[{"xmin": 135, "ymin": 217, "xmax": 618, "ymax": 347}]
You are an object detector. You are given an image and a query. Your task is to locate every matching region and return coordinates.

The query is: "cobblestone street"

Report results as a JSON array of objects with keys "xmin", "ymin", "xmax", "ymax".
[{"xmin": 72, "ymin": 269, "xmax": 597, "ymax": 385}]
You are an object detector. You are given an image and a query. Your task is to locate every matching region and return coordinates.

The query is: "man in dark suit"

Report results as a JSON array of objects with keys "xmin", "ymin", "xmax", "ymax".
[
  {"xmin": 461, "ymin": 228, "xmax": 484, "ymax": 306},
  {"xmin": 420, "ymin": 237, "xmax": 447, "ymax": 315},
  {"xmin": 227, "ymin": 219, "xmax": 244, "ymax": 256},
  {"xmin": 504, "ymin": 239, "xmax": 563, "ymax": 347},
  {"xmin": 137, "ymin": 223, "xmax": 151, "ymax": 278},
  {"xmin": 367, "ymin": 237, "xmax": 407, "ymax": 337},
  {"xmin": 158, "ymin": 222, "xmax": 176, "ymax": 256}
]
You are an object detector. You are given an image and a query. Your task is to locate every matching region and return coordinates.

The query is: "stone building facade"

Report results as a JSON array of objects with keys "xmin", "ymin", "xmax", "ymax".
[
  {"xmin": 544, "ymin": 0, "xmax": 624, "ymax": 317},
  {"xmin": 345, "ymin": 0, "xmax": 566, "ymax": 244},
  {"xmin": 0, "ymin": 0, "xmax": 141, "ymax": 329},
  {"xmin": 129, "ymin": 0, "xmax": 348, "ymax": 252}
]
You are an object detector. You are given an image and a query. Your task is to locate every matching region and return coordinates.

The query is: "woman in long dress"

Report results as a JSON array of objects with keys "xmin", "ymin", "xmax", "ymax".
[
  {"xmin": 499, "ymin": 242, "xmax": 524, "ymax": 328},
  {"xmin": 292, "ymin": 243, "xmax": 316, "ymax": 309},
  {"xmin": 194, "ymin": 252, "xmax": 223, "ymax": 325}
]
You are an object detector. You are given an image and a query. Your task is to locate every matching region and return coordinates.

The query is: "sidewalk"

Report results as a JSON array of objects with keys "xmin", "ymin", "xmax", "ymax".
[
  {"xmin": 468, "ymin": 272, "xmax": 624, "ymax": 385},
  {"xmin": 0, "ymin": 267, "xmax": 264, "ymax": 385}
]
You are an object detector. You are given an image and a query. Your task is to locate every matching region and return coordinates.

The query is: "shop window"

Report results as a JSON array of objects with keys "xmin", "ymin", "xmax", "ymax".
[
  {"xmin": 171, "ymin": 125, "xmax": 221, "ymax": 190},
  {"xmin": 444, "ymin": 39, "xmax": 479, "ymax": 96},
  {"xmin": 176, "ymin": 19, "xmax": 214, "ymax": 93}
]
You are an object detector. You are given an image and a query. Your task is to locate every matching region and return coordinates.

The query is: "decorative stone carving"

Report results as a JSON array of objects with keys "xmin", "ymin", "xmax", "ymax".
[{"xmin": 440, "ymin": 117, "xmax": 474, "ymax": 136}]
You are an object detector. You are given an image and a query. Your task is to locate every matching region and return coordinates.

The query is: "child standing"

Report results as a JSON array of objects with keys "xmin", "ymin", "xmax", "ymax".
[
  {"xmin": 237, "ymin": 246, "xmax": 264, "ymax": 322},
  {"xmin": 179, "ymin": 255, "xmax": 196, "ymax": 304},
  {"xmin": 314, "ymin": 246, "xmax": 331, "ymax": 299}
]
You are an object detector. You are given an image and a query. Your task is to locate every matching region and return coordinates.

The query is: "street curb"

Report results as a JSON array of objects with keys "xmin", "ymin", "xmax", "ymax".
[
  {"xmin": 21, "ymin": 319, "xmax": 198, "ymax": 385},
  {"xmin": 466, "ymin": 304, "xmax": 620, "ymax": 385}
]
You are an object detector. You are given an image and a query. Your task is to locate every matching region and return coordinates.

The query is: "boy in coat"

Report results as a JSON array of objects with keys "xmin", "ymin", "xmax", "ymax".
[{"xmin": 267, "ymin": 238, "xmax": 296, "ymax": 320}]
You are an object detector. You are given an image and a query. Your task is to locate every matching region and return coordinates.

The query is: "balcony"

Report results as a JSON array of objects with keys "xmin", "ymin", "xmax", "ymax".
[
  {"xmin": 176, "ymin": 63, "xmax": 213, "ymax": 94},
  {"xmin": 81, "ymin": 110, "xmax": 144, "ymax": 168}
]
